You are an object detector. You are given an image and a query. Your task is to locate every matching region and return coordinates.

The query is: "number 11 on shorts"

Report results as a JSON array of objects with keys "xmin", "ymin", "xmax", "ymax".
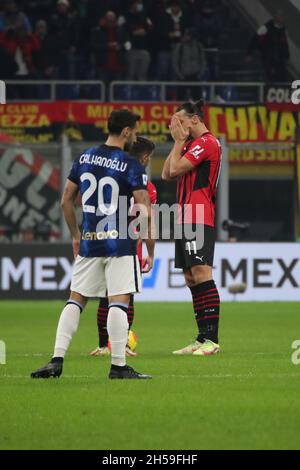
[{"xmin": 185, "ymin": 241, "xmax": 197, "ymax": 255}]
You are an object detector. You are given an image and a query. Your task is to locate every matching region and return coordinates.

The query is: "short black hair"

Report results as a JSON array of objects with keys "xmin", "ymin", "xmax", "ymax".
[
  {"xmin": 176, "ymin": 99, "xmax": 205, "ymax": 121},
  {"xmin": 108, "ymin": 109, "xmax": 141, "ymax": 135},
  {"xmin": 131, "ymin": 136, "xmax": 155, "ymax": 159}
]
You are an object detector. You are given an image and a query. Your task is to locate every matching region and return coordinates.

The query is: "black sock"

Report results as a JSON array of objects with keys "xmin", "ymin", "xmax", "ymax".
[
  {"xmin": 202, "ymin": 280, "xmax": 220, "ymax": 343},
  {"xmin": 51, "ymin": 357, "xmax": 63, "ymax": 364},
  {"xmin": 111, "ymin": 364, "xmax": 127, "ymax": 371},
  {"xmin": 97, "ymin": 297, "xmax": 109, "ymax": 347},
  {"xmin": 190, "ymin": 280, "xmax": 220, "ymax": 344},
  {"xmin": 127, "ymin": 294, "xmax": 134, "ymax": 329}
]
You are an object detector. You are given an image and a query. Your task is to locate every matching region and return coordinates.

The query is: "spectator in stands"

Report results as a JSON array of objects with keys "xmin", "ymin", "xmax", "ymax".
[
  {"xmin": 0, "ymin": 0, "xmax": 32, "ymax": 34},
  {"xmin": 0, "ymin": 42, "xmax": 17, "ymax": 78},
  {"xmin": 183, "ymin": 0, "xmax": 203, "ymax": 27},
  {"xmin": 90, "ymin": 11, "xmax": 130, "ymax": 84},
  {"xmin": 193, "ymin": 1, "xmax": 221, "ymax": 48},
  {"xmin": 48, "ymin": 0, "xmax": 82, "ymax": 79},
  {"xmin": 85, "ymin": 0, "xmax": 122, "ymax": 29},
  {"xmin": 246, "ymin": 11, "xmax": 290, "ymax": 83},
  {"xmin": 73, "ymin": 0, "xmax": 89, "ymax": 20},
  {"xmin": 173, "ymin": 28, "xmax": 207, "ymax": 81},
  {"xmin": 32, "ymin": 20, "xmax": 60, "ymax": 79},
  {"xmin": 0, "ymin": 25, "xmax": 40, "ymax": 77},
  {"xmin": 154, "ymin": 0, "xmax": 187, "ymax": 81},
  {"xmin": 122, "ymin": 0, "xmax": 152, "ymax": 81},
  {"xmin": 122, "ymin": 0, "xmax": 152, "ymax": 16},
  {"xmin": 20, "ymin": 1, "xmax": 53, "ymax": 25},
  {"xmin": 147, "ymin": 0, "xmax": 168, "ymax": 19},
  {"xmin": 193, "ymin": 0, "xmax": 221, "ymax": 79}
]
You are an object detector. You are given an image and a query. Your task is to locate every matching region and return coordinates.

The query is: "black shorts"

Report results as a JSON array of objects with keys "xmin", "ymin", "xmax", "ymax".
[{"xmin": 174, "ymin": 224, "xmax": 216, "ymax": 270}]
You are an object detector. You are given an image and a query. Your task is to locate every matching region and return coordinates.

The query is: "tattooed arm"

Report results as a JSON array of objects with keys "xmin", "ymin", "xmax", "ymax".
[{"xmin": 60, "ymin": 179, "xmax": 81, "ymax": 257}]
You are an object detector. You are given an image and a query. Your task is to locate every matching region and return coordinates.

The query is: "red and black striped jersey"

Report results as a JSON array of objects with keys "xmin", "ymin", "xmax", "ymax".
[{"xmin": 176, "ymin": 132, "xmax": 221, "ymax": 227}]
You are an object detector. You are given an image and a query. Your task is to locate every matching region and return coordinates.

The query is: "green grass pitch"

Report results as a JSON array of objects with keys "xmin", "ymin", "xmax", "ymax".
[{"xmin": 0, "ymin": 300, "xmax": 300, "ymax": 450}]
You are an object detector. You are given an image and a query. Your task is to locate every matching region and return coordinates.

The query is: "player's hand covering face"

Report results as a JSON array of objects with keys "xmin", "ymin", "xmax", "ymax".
[{"xmin": 169, "ymin": 115, "xmax": 189, "ymax": 142}]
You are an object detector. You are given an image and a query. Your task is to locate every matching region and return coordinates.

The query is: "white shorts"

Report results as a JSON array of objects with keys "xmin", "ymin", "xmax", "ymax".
[{"xmin": 70, "ymin": 255, "xmax": 142, "ymax": 298}]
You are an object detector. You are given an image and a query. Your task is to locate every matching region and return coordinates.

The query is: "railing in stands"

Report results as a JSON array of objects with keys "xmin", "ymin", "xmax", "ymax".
[
  {"xmin": 109, "ymin": 80, "xmax": 265, "ymax": 103},
  {"xmin": 3, "ymin": 80, "xmax": 292, "ymax": 103},
  {"xmin": 4, "ymin": 80, "xmax": 105, "ymax": 102}
]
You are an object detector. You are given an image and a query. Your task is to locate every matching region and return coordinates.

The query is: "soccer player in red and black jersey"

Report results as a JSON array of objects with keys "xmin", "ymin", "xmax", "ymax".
[
  {"xmin": 162, "ymin": 100, "xmax": 221, "ymax": 356},
  {"xmin": 90, "ymin": 136, "xmax": 157, "ymax": 357}
]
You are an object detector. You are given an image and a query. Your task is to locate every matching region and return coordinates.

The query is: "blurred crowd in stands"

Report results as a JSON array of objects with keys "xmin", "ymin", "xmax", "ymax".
[
  {"xmin": 246, "ymin": 10, "xmax": 290, "ymax": 83},
  {"xmin": 0, "ymin": 0, "xmax": 290, "ymax": 84}
]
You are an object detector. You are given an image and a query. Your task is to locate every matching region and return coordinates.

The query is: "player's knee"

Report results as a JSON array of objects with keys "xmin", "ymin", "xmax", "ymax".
[
  {"xmin": 189, "ymin": 265, "xmax": 212, "ymax": 285},
  {"xmin": 108, "ymin": 294, "xmax": 130, "ymax": 306},
  {"xmin": 70, "ymin": 291, "xmax": 87, "ymax": 309},
  {"xmin": 183, "ymin": 271, "xmax": 194, "ymax": 287}
]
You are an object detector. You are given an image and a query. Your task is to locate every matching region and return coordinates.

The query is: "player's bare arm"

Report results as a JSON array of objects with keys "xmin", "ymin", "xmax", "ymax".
[
  {"xmin": 161, "ymin": 147, "xmax": 175, "ymax": 181},
  {"xmin": 169, "ymin": 116, "xmax": 194, "ymax": 178},
  {"xmin": 60, "ymin": 179, "xmax": 81, "ymax": 258},
  {"xmin": 133, "ymin": 188, "xmax": 155, "ymax": 273}
]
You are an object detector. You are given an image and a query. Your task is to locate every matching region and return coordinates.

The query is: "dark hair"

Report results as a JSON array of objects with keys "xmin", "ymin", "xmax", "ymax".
[
  {"xmin": 176, "ymin": 99, "xmax": 205, "ymax": 121},
  {"xmin": 131, "ymin": 136, "xmax": 155, "ymax": 159},
  {"xmin": 108, "ymin": 109, "xmax": 141, "ymax": 135}
]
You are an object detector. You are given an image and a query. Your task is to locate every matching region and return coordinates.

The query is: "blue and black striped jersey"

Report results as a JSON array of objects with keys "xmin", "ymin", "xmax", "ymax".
[{"xmin": 68, "ymin": 144, "xmax": 148, "ymax": 257}]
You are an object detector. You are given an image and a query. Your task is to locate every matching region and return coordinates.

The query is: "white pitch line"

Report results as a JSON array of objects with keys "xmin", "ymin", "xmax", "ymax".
[
  {"xmin": 8, "ymin": 351, "xmax": 289, "ymax": 358},
  {"xmin": 7, "ymin": 353, "xmax": 96, "ymax": 357},
  {"xmin": 0, "ymin": 373, "xmax": 299, "ymax": 380},
  {"xmin": 0, "ymin": 375, "xmax": 91, "ymax": 379},
  {"xmin": 160, "ymin": 373, "xmax": 300, "ymax": 379},
  {"xmin": 12, "ymin": 354, "xmax": 46, "ymax": 357}
]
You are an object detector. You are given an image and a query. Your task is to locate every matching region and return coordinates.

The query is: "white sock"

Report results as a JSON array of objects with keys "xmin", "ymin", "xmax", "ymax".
[
  {"xmin": 53, "ymin": 301, "xmax": 82, "ymax": 358},
  {"xmin": 107, "ymin": 304, "xmax": 129, "ymax": 367}
]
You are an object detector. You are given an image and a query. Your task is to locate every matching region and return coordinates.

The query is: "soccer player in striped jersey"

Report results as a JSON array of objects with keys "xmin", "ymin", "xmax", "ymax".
[
  {"xmin": 31, "ymin": 109, "xmax": 154, "ymax": 380},
  {"xmin": 90, "ymin": 136, "xmax": 157, "ymax": 357},
  {"xmin": 162, "ymin": 100, "xmax": 222, "ymax": 356}
]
